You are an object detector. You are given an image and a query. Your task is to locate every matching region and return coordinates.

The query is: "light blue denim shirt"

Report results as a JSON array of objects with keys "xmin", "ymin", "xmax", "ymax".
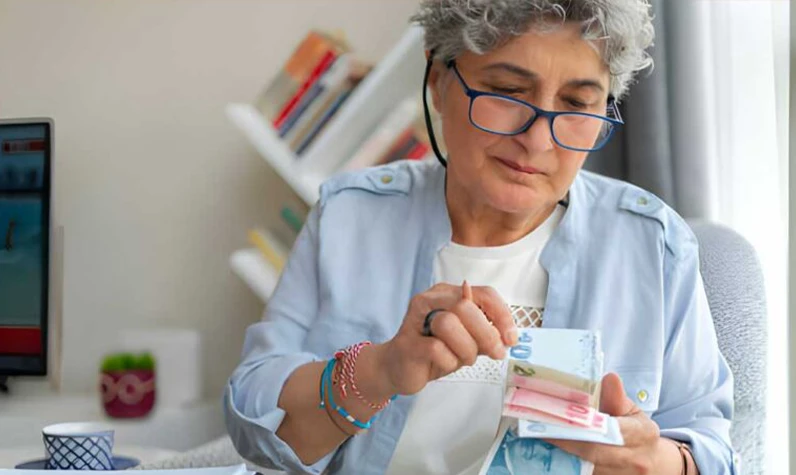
[{"xmin": 224, "ymin": 159, "xmax": 738, "ymax": 474}]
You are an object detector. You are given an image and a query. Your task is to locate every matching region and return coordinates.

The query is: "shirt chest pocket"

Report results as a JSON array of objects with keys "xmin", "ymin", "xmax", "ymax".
[{"xmin": 615, "ymin": 369, "xmax": 662, "ymax": 414}]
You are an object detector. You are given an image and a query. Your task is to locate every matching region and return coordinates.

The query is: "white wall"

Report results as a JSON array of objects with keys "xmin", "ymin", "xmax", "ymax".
[{"xmin": 0, "ymin": 0, "xmax": 421, "ymax": 398}]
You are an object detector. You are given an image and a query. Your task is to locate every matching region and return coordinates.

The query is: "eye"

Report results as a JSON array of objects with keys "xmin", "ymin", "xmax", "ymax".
[
  {"xmin": 488, "ymin": 85, "xmax": 526, "ymax": 96},
  {"xmin": 563, "ymin": 98, "xmax": 588, "ymax": 110}
]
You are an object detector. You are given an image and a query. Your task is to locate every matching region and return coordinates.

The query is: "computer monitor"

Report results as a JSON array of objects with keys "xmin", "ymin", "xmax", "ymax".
[{"xmin": 0, "ymin": 118, "xmax": 52, "ymax": 384}]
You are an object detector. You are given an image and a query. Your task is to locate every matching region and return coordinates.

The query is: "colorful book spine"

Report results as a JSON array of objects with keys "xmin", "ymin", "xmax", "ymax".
[
  {"xmin": 295, "ymin": 89, "xmax": 352, "ymax": 156},
  {"xmin": 282, "ymin": 55, "xmax": 354, "ymax": 142},
  {"xmin": 342, "ymin": 97, "xmax": 419, "ymax": 171},
  {"xmin": 272, "ymin": 50, "xmax": 338, "ymax": 130},
  {"xmin": 278, "ymin": 81, "xmax": 326, "ymax": 137},
  {"xmin": 247, "ymin": 229, "xmax": 287, "ymax": 272},
  {"xmin": 255, "ymin": 31, "xmax": 340, "ymax": 121}
]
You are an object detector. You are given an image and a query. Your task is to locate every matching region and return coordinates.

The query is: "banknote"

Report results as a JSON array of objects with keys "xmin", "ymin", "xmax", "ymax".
[
  {"xmin": 478, "ymin": 420, "xmax": 594, "ymax": 475},
  {"xmin": 503, "ymin": 387, "xmax": 601, "ymax": 428},
  {"xmin": 508, "ymin": 329, "xmax": 603, "ymax": 402},
  {"xmin": 502, "ymin": 404, "xmax": 608, "ymax": 434},
  {"xmin": 507, "ymin": 373, "xmax": 593, "ymax": 406},
  {"xmin": 518, "ymin": 415, "xmax": 625, "ymax": 446}
]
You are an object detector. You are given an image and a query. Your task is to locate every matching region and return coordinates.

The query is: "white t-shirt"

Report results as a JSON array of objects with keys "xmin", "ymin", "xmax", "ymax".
[{"xmin": 385, "ymin": 205, "xmax": 565, "ymax": 475}]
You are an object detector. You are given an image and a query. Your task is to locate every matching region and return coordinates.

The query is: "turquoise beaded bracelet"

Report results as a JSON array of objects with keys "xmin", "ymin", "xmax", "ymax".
[{"xmin": 319, "ymin": 358, "xmax": 377, "ymax": 431}]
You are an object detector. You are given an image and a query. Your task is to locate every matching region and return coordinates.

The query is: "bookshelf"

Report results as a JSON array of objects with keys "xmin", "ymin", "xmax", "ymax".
[
  {"xmin": 227, "ymin": 25, "xmax": 427, "ymax": 301},
  {"xmin": 226, "ymin": 104, "xmax": 322, "ymax": 205},
  {"xmin": 227, "ymin": 25, "xmax": 426, "ymax": 206},
  {"xmin": 229, "ymin": 248, "xmax": 280, "ymax": 303}
]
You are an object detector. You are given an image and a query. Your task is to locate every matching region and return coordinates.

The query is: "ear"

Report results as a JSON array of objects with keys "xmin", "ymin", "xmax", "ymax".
[{"xmin": 425, "ymin": 51, "xmax": 445, "ymax": 114}]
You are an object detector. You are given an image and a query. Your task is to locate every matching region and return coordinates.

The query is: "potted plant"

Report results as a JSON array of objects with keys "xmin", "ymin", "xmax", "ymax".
[{"xmin": 99, "ymin": 352, "xmax": 156, "ymax": 419}]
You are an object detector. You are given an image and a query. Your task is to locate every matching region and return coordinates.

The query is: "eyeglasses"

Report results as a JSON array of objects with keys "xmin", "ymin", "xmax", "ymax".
[{"xmin": 448, "ymin": 61, "xmax": 623, "ymax": 152}]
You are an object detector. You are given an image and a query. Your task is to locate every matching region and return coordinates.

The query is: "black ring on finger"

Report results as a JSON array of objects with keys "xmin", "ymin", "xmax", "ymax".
[{"xmin": 422, "ymin": 309, "xmax": 445, "ymax": 337}]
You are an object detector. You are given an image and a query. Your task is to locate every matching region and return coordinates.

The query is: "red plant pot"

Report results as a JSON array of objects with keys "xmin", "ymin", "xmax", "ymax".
[{"xmin": 100, "ymin": 369, "xmax": 156, "ymax": 419}]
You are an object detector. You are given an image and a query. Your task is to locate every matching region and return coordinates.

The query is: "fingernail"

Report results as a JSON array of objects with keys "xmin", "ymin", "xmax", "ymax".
[
  {"xmin": 505, "ymin": 328, "xmax": 518, "ymax": 346},
  {"xmin": 462, "ymin": 280, "xmax": 472, "ymax": 301}
]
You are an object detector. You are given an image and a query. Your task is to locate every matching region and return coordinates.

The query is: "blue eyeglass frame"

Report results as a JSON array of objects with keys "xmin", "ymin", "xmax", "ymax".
[{"xmin": 447, "ymin": 60, "xmax": 624, "ymax": 152}]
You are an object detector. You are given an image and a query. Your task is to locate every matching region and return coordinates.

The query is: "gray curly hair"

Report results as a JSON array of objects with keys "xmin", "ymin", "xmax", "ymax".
[{"xmin": 411, "ymin": 0, "xmax": 655, "ymax": 100}]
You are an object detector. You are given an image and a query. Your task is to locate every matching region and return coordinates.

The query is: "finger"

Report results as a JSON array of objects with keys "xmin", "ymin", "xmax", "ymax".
[
  {"xmin": 617, "ymin": 412, "xmax": 660, "ymax": 448},
  {"xmin": 600, "ymin": 372, "xmax": 636, "ymax": 416},
  {"xmin": 451, "ymin": 298, "xmax": 505, "ymax": 359},
  {"xmin": 421, "ymin": 337, "xmax": 460, "ymax": 379},
  {"xmin": 462, "ymin": 280, "xmax": 473, "ymax": 301},
  {"xmin": 428, "ymin": 310, "xmax": 479, "ymax": 366},
  {"xmin": 545, "ymin": 438, "xmax": 630, "ymax": 467},
  {"xmin": 409, "ymin": 285, "xmax": 462, "ymax": 332},
  {"xmin": 470, "ymin": 286, "xmax": 517, "ymax": 346}
]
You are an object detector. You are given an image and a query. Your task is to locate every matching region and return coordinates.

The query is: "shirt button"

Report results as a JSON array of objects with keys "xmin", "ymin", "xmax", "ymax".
[
  {"xmin": 637, "ymin": 196, "xmax": 649, "ymax": 206},
  {"xmin": 637, "ymin": 390, "xmax": 649, "ymax": 403},
  {"xmin": 380, "ymin": 175, "xmax": 393, "ymax": 184}
]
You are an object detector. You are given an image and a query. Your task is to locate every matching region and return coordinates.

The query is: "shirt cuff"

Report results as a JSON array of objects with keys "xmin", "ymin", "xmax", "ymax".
[
  {"xmin": 224, "ymin": 352, "xmax": 334, "ymax": 474},
  {"xmin": 661, "ymin": 427, "xmax": 741, "ymax": 474}
]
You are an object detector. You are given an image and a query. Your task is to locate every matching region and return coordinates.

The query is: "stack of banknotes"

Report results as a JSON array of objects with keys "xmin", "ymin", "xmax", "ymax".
[{"xmin": 478, "ymin": 329, "xmax": 624, "ymax": 475}]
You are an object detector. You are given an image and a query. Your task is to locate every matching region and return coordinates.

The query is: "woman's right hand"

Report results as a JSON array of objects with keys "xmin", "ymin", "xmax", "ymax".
[{"xmin": 374, "ymin": 282, "xmax": 518, "ymax": 396}]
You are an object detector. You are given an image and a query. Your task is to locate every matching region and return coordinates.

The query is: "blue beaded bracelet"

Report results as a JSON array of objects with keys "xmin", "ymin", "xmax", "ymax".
[{"xmin": 318, "ymin": 358, "xmax": 377, "ymax": 431}]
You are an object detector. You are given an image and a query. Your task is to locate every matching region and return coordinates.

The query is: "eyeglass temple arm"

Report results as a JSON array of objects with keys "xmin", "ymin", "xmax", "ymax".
[
  {"xmin": 423, "ymin": 50, "xmax": 449, "ymax": 168},
  {"xmin": 607, "ymin": 96, "xmax": 623, "ymax": 123}
]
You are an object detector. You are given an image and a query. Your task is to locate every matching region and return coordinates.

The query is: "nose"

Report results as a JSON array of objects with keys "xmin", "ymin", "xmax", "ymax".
[{"xmin": 516, "ymin": 114, "xmax": 555, "ymax": 153}]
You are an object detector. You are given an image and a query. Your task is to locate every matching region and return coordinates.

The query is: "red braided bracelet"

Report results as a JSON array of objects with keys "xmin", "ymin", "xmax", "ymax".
[{"xmin": 334, "ymin": 341, "xmax": 394, "ymax": 411}]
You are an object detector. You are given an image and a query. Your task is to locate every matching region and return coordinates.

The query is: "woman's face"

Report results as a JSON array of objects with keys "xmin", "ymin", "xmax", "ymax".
[{"xmin": 430, "ymin": 22, "xmax": 611, "ymax": 213}]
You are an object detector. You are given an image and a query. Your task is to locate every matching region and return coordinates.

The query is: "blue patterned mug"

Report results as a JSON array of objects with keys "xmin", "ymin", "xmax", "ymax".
[{"xmin": 42, "ymin": 422, "xmax": 115, "ymax": 470}]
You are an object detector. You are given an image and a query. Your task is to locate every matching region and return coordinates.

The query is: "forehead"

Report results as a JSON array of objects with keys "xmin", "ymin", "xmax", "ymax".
[{"xmin": 457, "ymin": 22, "xmax": 609, "ymax": 85}]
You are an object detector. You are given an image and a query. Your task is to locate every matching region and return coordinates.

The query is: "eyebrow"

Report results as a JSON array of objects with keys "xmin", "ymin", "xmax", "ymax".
[{"xmin": 480, "ymin": 62, "xmax": 606, "ymax": 93}]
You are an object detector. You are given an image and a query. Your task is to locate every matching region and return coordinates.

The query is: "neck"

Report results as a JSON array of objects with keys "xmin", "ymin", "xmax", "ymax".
[{"xmin": 445, "ymin": 179, "xmax": 557, "ymax": 248}]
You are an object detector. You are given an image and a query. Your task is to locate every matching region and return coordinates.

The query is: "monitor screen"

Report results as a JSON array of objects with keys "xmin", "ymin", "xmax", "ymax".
[{"xmin": 0, "ymin": 119, "xmax": 51, "ymax": 376}]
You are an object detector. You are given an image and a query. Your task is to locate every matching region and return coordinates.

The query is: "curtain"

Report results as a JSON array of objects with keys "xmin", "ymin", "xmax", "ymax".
[
  {"xmin": 587, "ymin": 1, "xmax": 789, "ymax": 474},
  {"xmin": 586, "ymin": 0, "xmax": 719, "ymax": 220}
]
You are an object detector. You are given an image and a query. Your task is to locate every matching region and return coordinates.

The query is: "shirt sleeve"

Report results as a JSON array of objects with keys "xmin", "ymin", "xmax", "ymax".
[
  {"xmin": 653, "ymin": 236, "xmax": 741, "ymax": 474},
  {"xmin": 223, "ymin": 205, "xmax": 337, "ymax": 474}
]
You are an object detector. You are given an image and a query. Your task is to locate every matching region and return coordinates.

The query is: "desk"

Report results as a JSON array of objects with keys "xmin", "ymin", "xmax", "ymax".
[{"xmin": 0, "ymin": 445, "xmax": 180, "ymax": 469}]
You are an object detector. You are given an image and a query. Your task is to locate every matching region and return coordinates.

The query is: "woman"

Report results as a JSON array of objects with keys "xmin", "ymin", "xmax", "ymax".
[{"xmin": 225, "ymin": 1, "xmax": 737, "ymax": 474}]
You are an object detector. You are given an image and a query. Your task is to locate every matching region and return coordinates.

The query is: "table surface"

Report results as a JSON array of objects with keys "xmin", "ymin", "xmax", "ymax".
[{"xmin": 0, "ymin": 445, "xmax": 180, "ymax": 469}]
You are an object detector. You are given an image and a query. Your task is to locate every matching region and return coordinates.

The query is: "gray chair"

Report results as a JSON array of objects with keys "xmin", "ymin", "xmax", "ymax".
[
  {"xmin": 140, "ymin": 222, "xmax": 768, "ymax": 474},
  {"xmin": 689, "ymin": 220, "xmax": 767, "ymax": 475}
]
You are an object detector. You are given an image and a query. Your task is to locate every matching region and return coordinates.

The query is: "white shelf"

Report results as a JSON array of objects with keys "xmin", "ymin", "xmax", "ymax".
[
  {"xmin": 300, "ymin": 25, "xmax": 426, "ymax": 176},
  {"xmin": 226, "ymin": 103, "xmax": 322, "ymax": 206},
  {"xmin": 229, "ymin": 248, "xmax": 280, "ymax": 302},
  {"xmin": 0, "ymin": 394, "xmax": 225, "ymax": 452},
  {"xmin": 226, "ymin": 25, "xmax": 426, "ymax": 207}
]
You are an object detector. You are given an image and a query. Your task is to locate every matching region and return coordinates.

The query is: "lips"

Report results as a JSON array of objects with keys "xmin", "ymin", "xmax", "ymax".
[{"xmin": 494, "ymin": 157, "xmax": 542, "ymax": 175}]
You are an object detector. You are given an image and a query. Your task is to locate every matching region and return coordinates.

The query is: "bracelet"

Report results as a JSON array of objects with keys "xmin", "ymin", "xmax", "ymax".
[
  {"xmin": 334, "ymin": 342, "xmax": 397, "ymax": 410},
  {"xmin": 319, "ymin": 358, "xmax": 376, "ymax": 431},
  {"xmin": 671, "ymin": 440, "xmax": 693, "ymax": 475},
  {"xmin": 316, "ymin": 358, "xmax": 354, "ymax": 436}
]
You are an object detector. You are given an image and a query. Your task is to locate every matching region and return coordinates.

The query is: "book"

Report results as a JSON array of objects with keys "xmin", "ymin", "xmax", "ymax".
[
  {"xmin": 254, "ymin": 31, "xmax": 350, "ymax": 124},
  {"xmin": 380, "ymin": 112, "xmax": 432, "ymax": 165},
  {"xmin": 287, "ymin": 57, "xmax": 371, "ymax": 152},
  {"xmin": 273, "ymin": 49, "xmax": 338, "ymax": 130},
  {"xmin": 342, "ymin": 96, "xmax": 420, "ymax": 171},
  {"xmin": 247, "ymin": 229, "xmax": 288, "ymax": 272},
  {"xmin": 295, "ymin": 89, "xmax": 352, "ymax": 156},
  {"xmin": 280, "ymin": 54, "xmax": 356, "ymax": 139}
]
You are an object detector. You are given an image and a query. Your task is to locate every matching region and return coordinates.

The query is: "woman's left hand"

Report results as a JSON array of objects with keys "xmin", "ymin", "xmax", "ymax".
[{"xmin": 547, "ymin": 373, "xmax": 668, "ymax": 475}]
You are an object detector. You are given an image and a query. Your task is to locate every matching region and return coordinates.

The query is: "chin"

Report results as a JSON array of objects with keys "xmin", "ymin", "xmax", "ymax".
[{"xmin": 483, "ymin": 181, "xmax": 547, "ymax": 213}]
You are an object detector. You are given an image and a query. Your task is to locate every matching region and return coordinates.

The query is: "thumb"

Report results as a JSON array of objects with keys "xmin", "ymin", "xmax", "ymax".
[{"xmin": 599, "ymin": 372, "xmax": 636, "ymax": 416}]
